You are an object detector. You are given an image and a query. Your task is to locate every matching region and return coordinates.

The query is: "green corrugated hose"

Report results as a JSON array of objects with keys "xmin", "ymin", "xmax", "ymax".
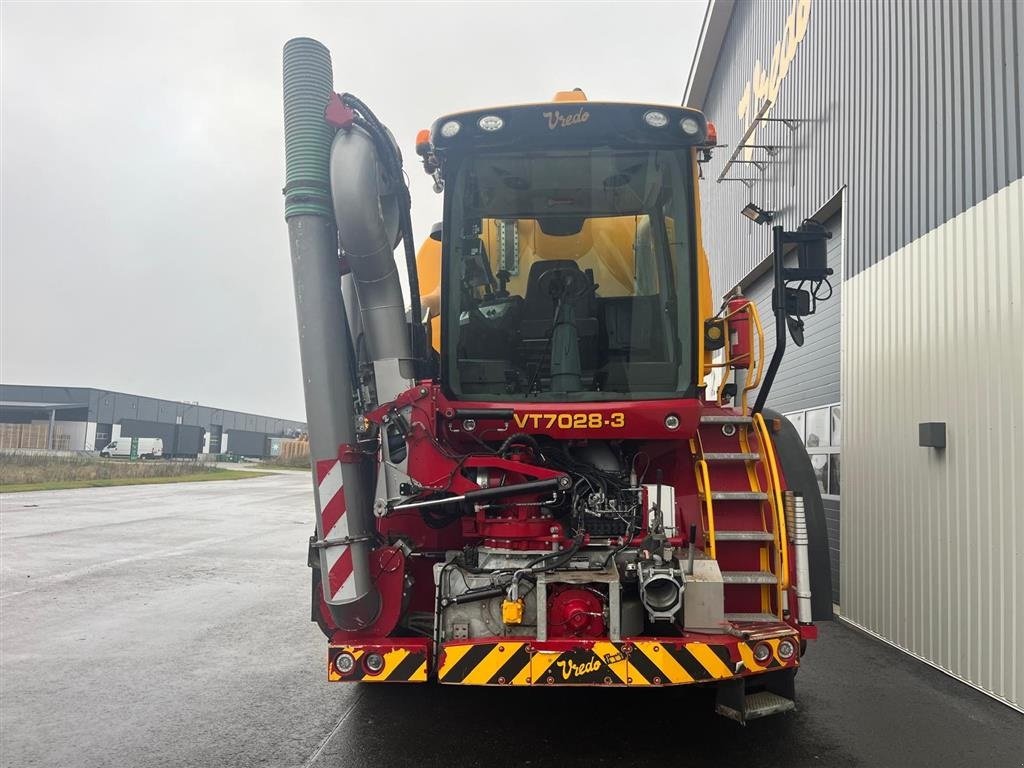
[{"xmin": 282, "ymin": 38, "xmax": 335, "ymax": 219}]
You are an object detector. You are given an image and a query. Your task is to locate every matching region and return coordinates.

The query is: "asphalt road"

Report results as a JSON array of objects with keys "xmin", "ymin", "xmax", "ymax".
[{"xmin": 1, "ymin": 474, "xmax": 1020, "ymax": 768}]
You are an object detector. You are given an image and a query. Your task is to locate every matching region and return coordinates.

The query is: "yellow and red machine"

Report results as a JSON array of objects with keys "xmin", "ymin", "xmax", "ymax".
[{"xmin": 282, "ymin": 39, "xmax": 833, "ymax": 721}]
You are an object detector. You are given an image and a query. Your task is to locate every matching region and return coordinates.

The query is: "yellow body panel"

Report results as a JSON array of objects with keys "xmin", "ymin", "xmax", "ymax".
[{"xmin": 692, "ymin": 148, "xmax": 715, "ymax": 386}]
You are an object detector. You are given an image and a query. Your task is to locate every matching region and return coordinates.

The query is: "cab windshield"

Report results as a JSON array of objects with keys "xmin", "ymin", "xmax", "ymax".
[{"xmin": 443, "ymin": 147, "xmax": 695, "ymax": 401}]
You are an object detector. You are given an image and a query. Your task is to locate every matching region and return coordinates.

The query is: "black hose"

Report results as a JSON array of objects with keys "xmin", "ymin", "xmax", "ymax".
[
  {"xmin": 398, "ymin": 194, "xmax": 424, "ymax": 333},
  {"xmin": 498, "ymin": 433, "xmax": 543, "ymax": 458}
]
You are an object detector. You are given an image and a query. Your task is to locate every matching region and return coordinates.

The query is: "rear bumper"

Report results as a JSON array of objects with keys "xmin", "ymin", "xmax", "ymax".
[
  {"xmin": 437, "ymin": 634, "xmax": 798, "ymax": 686},
  {"xmin": 328, "ymin": 625, "xmax": 806, "ymax": 686}
]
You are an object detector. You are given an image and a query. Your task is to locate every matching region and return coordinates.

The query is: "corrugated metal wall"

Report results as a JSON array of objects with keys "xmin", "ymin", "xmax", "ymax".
[
  {"xmin": 842, "ymin": 178, "xmax": 1023, "ymax": 710},
  {"xmin": 692, "ymin": 0, "xmax": 1024, "ymax": 708},
  {"xmin": 695, "ymin": 0, "xmax": 1023, "ymax": 299}
]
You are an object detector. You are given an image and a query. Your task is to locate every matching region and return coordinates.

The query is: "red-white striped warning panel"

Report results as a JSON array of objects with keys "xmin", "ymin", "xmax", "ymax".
[{"xmin": 316, "ymin": 458, "xmax": 357, "ymax": 602}]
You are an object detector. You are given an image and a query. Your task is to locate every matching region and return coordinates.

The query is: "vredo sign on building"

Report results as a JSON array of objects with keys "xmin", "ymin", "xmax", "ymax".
[{"xmin": 736, "ymin": 0, "xmax": 811, "ymax": 162}]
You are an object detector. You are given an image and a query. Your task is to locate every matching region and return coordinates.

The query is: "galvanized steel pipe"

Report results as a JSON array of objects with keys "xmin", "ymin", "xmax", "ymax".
[{"xmin": 283, "ymin": 37, "xmax": 379, "ymax": 629}]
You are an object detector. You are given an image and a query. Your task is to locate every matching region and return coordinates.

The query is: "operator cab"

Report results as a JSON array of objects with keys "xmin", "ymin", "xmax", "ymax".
[{"xmin": 422, "ymin": 92, "xmax": 709, "ymax": 402}]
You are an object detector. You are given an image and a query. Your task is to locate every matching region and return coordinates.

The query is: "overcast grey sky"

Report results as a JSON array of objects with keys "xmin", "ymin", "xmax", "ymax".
[{"xmin": 1, "ymin": 1, "xmax": 705, "ymax": 421}]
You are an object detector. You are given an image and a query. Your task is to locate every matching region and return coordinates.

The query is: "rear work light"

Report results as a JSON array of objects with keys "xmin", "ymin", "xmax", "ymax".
[
  {"xmin": 363, "ymin": 652, "xmax": 385, "ymax": 675},
  {"xmin": 753, "ymin": 642, "xmax": 772, "ymax": 663},
  {"xmin": 334, "ymin": 652, "xmax": 355, "ymax": 674}
]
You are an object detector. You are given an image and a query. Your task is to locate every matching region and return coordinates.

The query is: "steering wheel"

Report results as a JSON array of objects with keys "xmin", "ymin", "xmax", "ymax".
[{"xmin": 537, "ymin": 267, "xmax": 593, "ymax": 304}]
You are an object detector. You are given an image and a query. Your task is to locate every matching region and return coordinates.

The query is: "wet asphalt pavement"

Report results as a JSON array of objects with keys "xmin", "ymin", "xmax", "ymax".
[{"xmin": 1, "ymin": 473, "xmax": 1020, "ymax": 768}]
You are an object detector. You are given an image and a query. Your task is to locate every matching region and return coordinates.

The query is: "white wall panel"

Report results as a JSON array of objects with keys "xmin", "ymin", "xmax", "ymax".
[{"xmin": 842, "ymin": 179, "xmax": 1023, "ymax": 709}]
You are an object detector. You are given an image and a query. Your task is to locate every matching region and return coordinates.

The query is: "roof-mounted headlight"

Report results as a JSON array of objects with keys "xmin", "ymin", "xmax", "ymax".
[
  {"xmin": 478, "ymin": 115, "xmax": 504, "ymax": 132},
  {"xmin": 680, "ymin": 117, "xmax": 701, "ymax": 135},
  {"xmin": 644, "ymin": 110, "xmax": 669, "ymax": 128}
]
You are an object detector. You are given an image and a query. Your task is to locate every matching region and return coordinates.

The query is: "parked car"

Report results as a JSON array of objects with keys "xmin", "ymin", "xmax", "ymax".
[{"xmin": 99, "ymin": 437, "xmax": 163, "ymax": 459}]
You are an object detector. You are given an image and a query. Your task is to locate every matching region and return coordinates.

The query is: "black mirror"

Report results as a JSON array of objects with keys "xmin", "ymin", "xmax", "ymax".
[{"xmin": 796, "ymin": 220, "xmax": 830, "ymax": 273}]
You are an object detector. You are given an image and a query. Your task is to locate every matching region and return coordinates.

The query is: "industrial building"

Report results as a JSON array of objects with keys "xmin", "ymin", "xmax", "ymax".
[
  {"xmin": 684, "ymin": 0, "xmax": 1022, "ymax": 709},
  {"xmin": 0, "ymin": 384, "xmax": 306, "ymax": 458}
]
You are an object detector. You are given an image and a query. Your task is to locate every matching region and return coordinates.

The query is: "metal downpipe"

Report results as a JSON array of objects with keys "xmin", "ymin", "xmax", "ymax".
[
  {"xmin": 283, "ymin": 37, "xmax": 379, "ymax": 629},
  {"xmin": 329, "ymin": 125, "xmax": 412, "ymax": 363}
]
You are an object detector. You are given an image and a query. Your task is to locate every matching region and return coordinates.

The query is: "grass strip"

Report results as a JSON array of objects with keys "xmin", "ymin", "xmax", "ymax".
[{"xmin": 0, "ymin": 469, "xmax": 273, "ymax": 494}]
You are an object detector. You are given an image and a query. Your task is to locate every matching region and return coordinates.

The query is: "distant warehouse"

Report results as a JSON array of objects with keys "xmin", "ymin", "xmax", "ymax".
[{"xmin": 0, "ymin": 384, "xmax": 306, "ymax": 458}]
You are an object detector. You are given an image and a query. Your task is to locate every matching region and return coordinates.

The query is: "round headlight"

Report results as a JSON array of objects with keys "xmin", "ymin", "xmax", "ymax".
[
  {"xmin": 364, "ymin": 652, "xmax": 385, "ymax": 675},
  {"xmin": 664, "ymin": 414, "xmax": 680, "ymax": 430},
  {"xmin": 478, "ymin": 115, "xmax": 504, "ymax": 132},
  {"xmin": 753, "ymin": 642, "xmax": 772, "ymax": 663},
  {"xmin": 440, "ymin": 120, "xmax": 461, "ymax": 138},
  {"xmin": 644, "ymin": 110, "xmax": 669, "ymax": 128},
  {"xmin": 680, "ymin": 117, "xmax": 701, "ymax": 135},
  {"xmin": 334, "ymin": 652, "xmax": 355, "ymax": 674},
  {"xmin": 778, "ymin": 639, "xmax": 796, "ymax": 660}
]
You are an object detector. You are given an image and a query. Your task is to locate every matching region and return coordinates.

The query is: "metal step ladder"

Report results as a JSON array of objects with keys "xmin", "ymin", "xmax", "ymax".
[
  {"xmin": 722, "ymin": 570, "xmax": 778, "ymax": 584},
  {"xmin": 703, "ymin": 452, "xmax": 761, "ymax": 462},
  {"xmin": 716, "ymin": 532, "xmax": 770, "ymax": 544},
  {"xmin": 692, "ymin": 410, "xmax": 789, "ymax": 622}
]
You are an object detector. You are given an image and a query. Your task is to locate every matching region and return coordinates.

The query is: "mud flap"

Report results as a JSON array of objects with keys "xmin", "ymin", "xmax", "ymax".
[{"xmin": 764, "ymin": 408, "xmax": 834, "ymax": 620}]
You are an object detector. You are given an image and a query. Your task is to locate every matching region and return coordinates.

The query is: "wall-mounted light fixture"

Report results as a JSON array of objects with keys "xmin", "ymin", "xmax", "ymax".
[{"xmin": 741, "ymin": 203, "xmax": 774, "ymax": 225}]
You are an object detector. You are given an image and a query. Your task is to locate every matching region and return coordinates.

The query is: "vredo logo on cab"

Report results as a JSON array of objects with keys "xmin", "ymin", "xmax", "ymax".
[
  {"xmin": 543, "ymin": 107, "xmax": 589, "ymax": 131},
  {"xmin": 735, "ymin": 0, "xmax": 812, "ymax": 161}
]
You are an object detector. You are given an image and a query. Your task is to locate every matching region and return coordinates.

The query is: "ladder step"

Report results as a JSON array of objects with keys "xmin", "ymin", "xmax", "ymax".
[
  {"xmin": 700, "ymin": 414, "xmax": 753, "ymax": 425},
  {"xmin": 703, "ymin": 452, "xmax": 761, "ymax": 461},
  {"xmin": 722, "ymin": 570, "xmax": 778, "ymax": 585},
  {"xmin": 717, "ymin": 691, "xmax": 795, "ymax": 723},
  {"xmin": 726, "ymin": 612, "xmax": 781, "ymax": 623},
  {"xmin": 715, "ymin": 530, "xmax": 775, "ymax": 541},
  {"xmin": 710, "ymin": 491, "xmax": 769, "ymax": 501}
]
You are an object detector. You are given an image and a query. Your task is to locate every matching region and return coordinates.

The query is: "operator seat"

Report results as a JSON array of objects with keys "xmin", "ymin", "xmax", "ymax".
[{"xmin": 520, "ymin": 259, "xmax": 600, "ymax": 376}]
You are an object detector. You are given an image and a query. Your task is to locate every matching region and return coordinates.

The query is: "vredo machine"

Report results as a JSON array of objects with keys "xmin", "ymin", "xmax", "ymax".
[{"xmin": 281, "ymin": 38, "xmax": 833, "ymax": 722}]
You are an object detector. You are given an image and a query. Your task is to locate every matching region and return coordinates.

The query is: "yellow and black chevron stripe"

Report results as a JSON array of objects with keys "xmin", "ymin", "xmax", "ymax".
[
  {"xmin": 437, "ymin": 641, "xmax": 534, "ymax": 685},
  {"xmin": 626, "ymin": 640, "xmax": 734, "ymax": 685},
  {"xmin": 437, "ymin": 637, "xmax": 797, "ymax": 686},
  {"xmin": 328, "ymin": 645, "xmax": 428, "ymax": 683}
]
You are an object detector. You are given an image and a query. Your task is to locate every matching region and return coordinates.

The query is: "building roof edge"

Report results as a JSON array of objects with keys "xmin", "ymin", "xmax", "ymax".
[{"xmin": 682, "ymin": 0, "xmax": 736, "ymax": 109}]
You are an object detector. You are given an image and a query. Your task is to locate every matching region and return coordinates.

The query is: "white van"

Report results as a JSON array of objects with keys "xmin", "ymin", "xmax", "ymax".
[{"xmin": 99, "ymin": 437, "xmax": 163, "ymax": 459}]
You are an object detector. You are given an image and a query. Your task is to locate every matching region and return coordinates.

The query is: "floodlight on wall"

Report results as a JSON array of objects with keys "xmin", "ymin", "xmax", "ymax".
[{"xmin": 741, "ymin": 203, "xmax": 774, "ymax": 225}]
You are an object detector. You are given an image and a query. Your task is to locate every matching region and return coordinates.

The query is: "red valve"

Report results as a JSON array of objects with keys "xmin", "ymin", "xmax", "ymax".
[{"xmin": 324, "ymin": 92, "xmax": 355, "ymax": 129}]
